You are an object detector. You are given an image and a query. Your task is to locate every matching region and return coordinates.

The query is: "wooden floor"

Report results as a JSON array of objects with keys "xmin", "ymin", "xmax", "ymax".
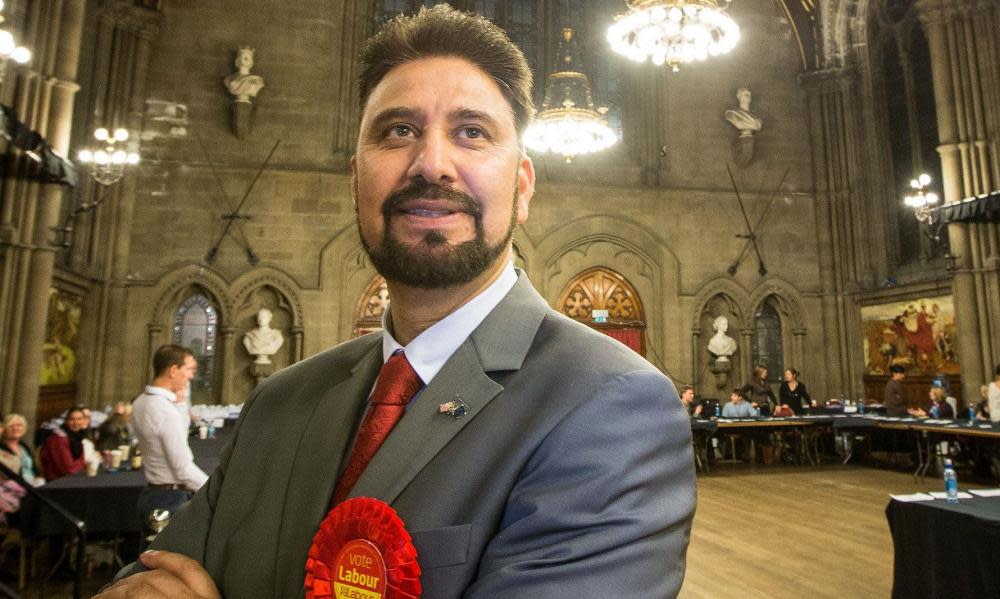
[{"xmin": 680, "ymin": 464, "xmax": 971, "ymax": 599}]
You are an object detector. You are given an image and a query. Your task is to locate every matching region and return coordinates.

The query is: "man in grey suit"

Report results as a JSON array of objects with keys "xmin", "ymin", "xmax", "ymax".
[{"xmin": 99, "ymin": 6, "xmax": 695, "ymax": 598}]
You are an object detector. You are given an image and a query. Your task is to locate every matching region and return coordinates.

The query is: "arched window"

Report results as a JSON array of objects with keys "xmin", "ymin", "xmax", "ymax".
[
  {"xmin": 172, "ymin": 293, "xmax": 219, "ymax": 395},
  {"xmin": 751, "ymin": 300, "xmax": 783, "ymax": 384},
  {"xmin": 355, "ymin": 275, "xmax": 390, "ymax": 337},
  {"xmin": 557, "ymin": 267, "xmax": 646, "ymax": 355}
]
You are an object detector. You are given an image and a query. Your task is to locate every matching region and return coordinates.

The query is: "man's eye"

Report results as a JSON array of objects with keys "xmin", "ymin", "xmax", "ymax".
[
  {"xmin": 459, "ymin": 126, "xmax": 485, "ymax": 139},
  {"xmin": 387, "ymin": 124, "xmax": 413, "ymax": 137}
]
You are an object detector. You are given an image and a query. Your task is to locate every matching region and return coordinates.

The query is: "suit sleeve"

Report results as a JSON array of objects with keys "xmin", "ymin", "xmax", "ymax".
[{"xmin": 465, "ymin": 370, "xmax": 696, "ymax": 599}]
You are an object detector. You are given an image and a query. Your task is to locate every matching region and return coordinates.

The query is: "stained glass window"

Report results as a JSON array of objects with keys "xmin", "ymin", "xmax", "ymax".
[
  {"xmin": 752, "ymin": 301, "xmax": 784, "ymax": 384},
  {"xmin": 172, "ymin": 294, "xmax": 218, "ymax": 392}
]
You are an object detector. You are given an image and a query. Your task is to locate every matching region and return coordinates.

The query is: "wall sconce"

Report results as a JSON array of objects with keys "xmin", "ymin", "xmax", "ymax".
[{"xmin": 77, "ymin": 127, "xmax": 140, "ymax": 186}]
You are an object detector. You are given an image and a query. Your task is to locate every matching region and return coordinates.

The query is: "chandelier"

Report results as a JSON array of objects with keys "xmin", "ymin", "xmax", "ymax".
[
  {"xmin": 77, "ymin": 127, "xmax": 140, "ymax": 186},
  {"xmin": 0, "ymin": 0, "xmax": 30, "ymax": 84},
  {"xmin": 523, "ymin": 28, "xmax": 617, "ymax": 163},
  {"xmin": 904, "ymin": 173, "xmax": 940, "ymax": 225},
  {"xmin": 607, "ymin": 0, "xmax": 740, "ymax": 72}
]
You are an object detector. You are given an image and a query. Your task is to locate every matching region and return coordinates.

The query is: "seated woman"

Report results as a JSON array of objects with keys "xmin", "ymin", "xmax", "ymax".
[
  {"xmin": 0, "ymin": 414, "xmax": 42, "ymax": 486},
  {"xmin": 40, "ymin": 407, "xmax": 88, "ymax": 481},
  {"xmin": 910, "ymin": 387, "xmax": 954, "ymax": 418},
  {"xmin": 778, "ymin": 368, "xmax": 812, "ymax": 415}
]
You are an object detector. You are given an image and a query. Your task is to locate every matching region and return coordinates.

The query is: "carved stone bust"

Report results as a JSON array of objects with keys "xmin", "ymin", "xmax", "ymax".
[
  {"xmin": 725, "ymin": 88, "xmax": 763, "ymax": 137},
  {"xmin": 224, "ymin": 47, "xmax": 265, "ymax": 103},
  {"xmin": 707, "ymin": 315, "xmax": 738, "ymax": 361},
  {"xmin": 243, "ymin": 308, "xmax": 284, "ymax": 365}
]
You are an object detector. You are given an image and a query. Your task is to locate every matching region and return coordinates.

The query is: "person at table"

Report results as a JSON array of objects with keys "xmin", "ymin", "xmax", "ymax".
[
  {"xmin": 97, "ymin": 402, "xmax": 134, "ymax": 452},
  {"xmin": 39, "ymin": 407, "xmax": 88, "ymax": 481},
  {"xmin": 723, "ymin": 388, "xmax": 760, "ymax": 418},
  {"xmin": 988, "ymin": 364, "xmax": 1000, "ymax": 423},
  {"xmin": 746, "ymin": 366, "xmax": 776, "ymax": 416},
  {"xmin": 99, "ymin": 8, "xmax": 695, "ymax": 598},
  {"xmin": 906, "ymin": 387, "xmax": 952, "ymax": 419},
  {"xmin": 778, "ymin": 367, "xmax": 812, "ymax": 415},
  {"xmin": 884, "ymin": 364, "xmax": 908, "ymax": 416},
  {"xmin": 132, "ymin": 344, "xmax": 208, "ymax": 521},
  {"xmin": 0, "ymin": 414, "xmax": 42, "ymax": 486},
  {"xmin": 975, "ymin": 384, "xmax": 991, "ymax": 420},
  {"xmin": 680, "ymin": 385, "xmax": 703, "ymax": 418}
]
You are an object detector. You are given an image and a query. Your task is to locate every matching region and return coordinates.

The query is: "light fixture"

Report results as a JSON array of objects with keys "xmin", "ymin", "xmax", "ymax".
[
  {"xmin": 77, "ymin": 127, "xmax": 140, "ymax": 186},
  {"xmin": 607, "ymin": 0, "xmax": 740, "ymax": 72},
  {"xmin": 523, "ymin": 28, "xmax": 617, "ymax": 163},
  {"xmin": 904, "ymin": 173, "xmax": 940, "ymax": 225},
  {"xmin": 0, "ymin": 0, "xmax": 30, "ymax": 85}
]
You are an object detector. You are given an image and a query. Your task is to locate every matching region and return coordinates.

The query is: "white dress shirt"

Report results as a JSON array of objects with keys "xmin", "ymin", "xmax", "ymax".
[
  {"xmin": 132, "ymin": 385, "xmax": 208, "ymax": 491},
  {"xmin": 381, "ymin": 263, "xmax": 518, "ymax": 385},
  {"xmin": 989, "ymin": 381, "xmax": 1000, "ymax": 423}
]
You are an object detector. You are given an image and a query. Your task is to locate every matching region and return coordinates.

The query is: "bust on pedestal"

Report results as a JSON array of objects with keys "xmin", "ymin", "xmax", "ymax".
[
  {"xmin": 223, "ymin": 47, "xmax": 265, "ymax": 138},
  {"xmin": 244, "ymin": 308, "xmax": 284, "ymax": 385},
  {"xmin": 707, "ymin": 316, "xmax": 738, "ymax": 390}
]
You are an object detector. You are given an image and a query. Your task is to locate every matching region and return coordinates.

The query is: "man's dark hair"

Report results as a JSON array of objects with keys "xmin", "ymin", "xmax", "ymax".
[
  {"xmin": 890, "ymin": 364, "xmax": 906, "ymax": 375},
  {"xmin": 680, "ymin": 385, "xmax": 694, "ymax": 395},
  {"xmin": 358, "ymin": 4, "xmax": 534, "ymax": 135},
  {"xmin": 153, "ymin": 344, "xmax": 193, "ymax": 377}
]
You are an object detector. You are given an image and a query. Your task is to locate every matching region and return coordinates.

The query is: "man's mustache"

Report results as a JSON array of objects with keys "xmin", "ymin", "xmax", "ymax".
[{"xmin": 382, "ymin": 180, "xmax": 481, "ymax": 218}]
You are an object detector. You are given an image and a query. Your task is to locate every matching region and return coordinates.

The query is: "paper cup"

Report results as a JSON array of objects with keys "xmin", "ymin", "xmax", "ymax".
[
  {"xmin": 110, "ymin": 449, "xmax": 123, "ymax": 469},
  {"xmin": 118, "ymin": 444, "xmax": 131, "ymax": 462},
  {"xmin": 198, "ymin": 425, "xmax": 208, "ymax": 440},
  {"xmin": 86, "ymin": 461, "xmax": 99, "ymax": 477}
]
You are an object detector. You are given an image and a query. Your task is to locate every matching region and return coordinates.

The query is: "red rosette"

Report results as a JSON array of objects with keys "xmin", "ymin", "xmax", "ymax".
[{"xmin": 305, "ymin": 497, "xmax": 421, "ymax": 599}]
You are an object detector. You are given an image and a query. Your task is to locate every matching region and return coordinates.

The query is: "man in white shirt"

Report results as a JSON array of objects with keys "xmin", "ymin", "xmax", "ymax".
[{"xmin": 132, "ymin": 344, "xmax": 208, "ymax": 525}]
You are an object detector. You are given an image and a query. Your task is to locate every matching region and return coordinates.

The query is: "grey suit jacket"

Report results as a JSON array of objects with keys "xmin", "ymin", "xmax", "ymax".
[{"xmin": 124, "ymin": 272, "xmax": 696, "ymax": 598}]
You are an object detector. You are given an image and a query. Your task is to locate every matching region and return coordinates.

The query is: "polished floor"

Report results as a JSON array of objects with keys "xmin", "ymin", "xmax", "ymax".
[{"xmin": 24, "ymin": 465, "xmax": 973, "ymax": 598}]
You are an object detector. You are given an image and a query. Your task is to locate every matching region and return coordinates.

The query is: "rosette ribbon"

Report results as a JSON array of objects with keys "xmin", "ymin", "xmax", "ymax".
[{"xmin": 305, "ymin": 497, "xmax": 422, "ymax": 599}]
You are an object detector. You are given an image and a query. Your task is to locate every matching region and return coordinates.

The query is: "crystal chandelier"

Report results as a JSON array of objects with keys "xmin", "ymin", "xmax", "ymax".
[
  {"xmin": 607, "ymin": 0, "xmax": 740, "ymax": 72},
  {"xmin": 523, "ymin": 28, "xmax": 617, "ymax": 163},
  {"xmin": 77, "ymin": 127, "xmax": 140, "ymax": 186},
  {"xmin": 904, "ymin": 173, "xmax": 940, "ymax": 225}
]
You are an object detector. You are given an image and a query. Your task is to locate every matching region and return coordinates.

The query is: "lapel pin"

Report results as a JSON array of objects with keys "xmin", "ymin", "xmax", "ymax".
[{"xmin": 438, "ymin": 396, "xmax": 468, "ymax": 419}]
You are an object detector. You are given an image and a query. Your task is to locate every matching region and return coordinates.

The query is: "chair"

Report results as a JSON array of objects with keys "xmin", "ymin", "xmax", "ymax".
[{"xmin": 0, "ymin": 525, "xmax": 37, "ymax": 590}]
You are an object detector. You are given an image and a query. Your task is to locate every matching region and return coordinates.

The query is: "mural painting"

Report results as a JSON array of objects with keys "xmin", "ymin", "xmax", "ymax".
[
  {"xmin": 861, "ymin": 296, "xmax": 958, "ymax": 375},
  {"xmin": 41, "ymin": 288, "xmax": 83, "ymax": 385}
]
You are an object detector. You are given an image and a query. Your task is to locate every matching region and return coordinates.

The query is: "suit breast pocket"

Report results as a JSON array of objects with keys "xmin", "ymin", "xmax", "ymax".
[{"xmin": 409, "ymin": 523, "xmax": 471, "ymax": 570}]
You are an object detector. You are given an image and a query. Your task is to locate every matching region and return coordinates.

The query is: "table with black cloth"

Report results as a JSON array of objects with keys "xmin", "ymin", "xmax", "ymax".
[
  {"xmin": 886, "ymin": 495, "xmax": 1000, "ymax": 598},
  {"xmin": 22, "ymin": 424, "xmax": 232, "ymax": 537}
]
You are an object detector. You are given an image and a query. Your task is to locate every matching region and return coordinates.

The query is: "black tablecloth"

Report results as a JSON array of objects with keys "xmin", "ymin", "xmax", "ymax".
[
  {"xmin": 22, "ymin": 426, "xmax": 232, "ymax": 537},
  {"xmin": 886, "ymin": 496, "xmax": 1000, "ymax": 598}
]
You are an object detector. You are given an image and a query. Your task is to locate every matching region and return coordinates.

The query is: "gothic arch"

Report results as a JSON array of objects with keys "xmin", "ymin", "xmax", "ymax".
[
  {"xmin": 819, "ymin": 0, "xmax": 873, "ymax": 68},
  {"xmin": 231, "ymin": 266, "xmax": 305, "ymax": 327},
  {"xmin": 149, "ymin": 264, "xmax": 232, "ymax": 330},
  {"xmin": 748, "ymin": 278, "xmax": 807, "ymax": 331},
  {"xmin": 556, "ymin": 266, "xmax": 646, "ymax": 323},
  {"xmin": 690, "ymin": 278, "xmax": 751, "ymax": 329},
  {"xmin": 354, "ymin": 274, "xmax": 388, "ymax": 336}
]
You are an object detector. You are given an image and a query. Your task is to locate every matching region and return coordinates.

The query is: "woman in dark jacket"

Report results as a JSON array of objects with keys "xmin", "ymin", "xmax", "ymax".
[
  {"xmin": 747, "ymin": 366, "xmax": 776, "ymax": 416},
  {"xmin": 778, "ymin": 368, "xmax": 813, "ymax": 415}
]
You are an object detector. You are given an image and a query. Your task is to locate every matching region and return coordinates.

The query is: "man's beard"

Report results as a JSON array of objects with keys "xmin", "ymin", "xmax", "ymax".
[{"xmin": 360, "ymin": 179, "xmax": 517, "ymax": 289}]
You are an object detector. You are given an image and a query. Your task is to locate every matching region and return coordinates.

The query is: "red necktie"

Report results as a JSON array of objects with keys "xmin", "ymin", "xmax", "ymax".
[{"xmin": 331, "ymin": 351, "xmax": 422, "ymax": 504}]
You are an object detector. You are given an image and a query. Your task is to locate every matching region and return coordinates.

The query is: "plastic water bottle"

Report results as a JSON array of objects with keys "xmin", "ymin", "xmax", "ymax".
[
  {"xmin": 944, "ymin": 459, "xmax": 959, "ymax": 503},
  {"xmin": 930, "ymin": 404, "xmax": 939, "ymax": 418},
  {"xmin": 714, "ymin": 403, "xmax": 721, "ymax": 418},
  {"xmin": 969, "ymin": 405, "xmax": 976, "ymax": 422},
  {"xmin": 858, "ymin": 401, "xmax": 865, "ymax": 415}
]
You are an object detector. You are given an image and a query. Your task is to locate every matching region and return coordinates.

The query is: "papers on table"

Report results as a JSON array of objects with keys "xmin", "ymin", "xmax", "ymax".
[
  {"xmin": 929, "ymin": 491, "xmax": 974, "ymax": 499},
  {"xmin": 978, "ymin": 424, "xmax": 994, "ymax": 429},
  {"xmin": 890, "ymin": 493, "xmax": 935, "ymax": 502},
  {"xmin": 969, "ymin": 488, "xmax": 1000, "ymax": 497},
  {"xmin": 925, "ymin": 419, "xmax": 951, "ymax": 424}
]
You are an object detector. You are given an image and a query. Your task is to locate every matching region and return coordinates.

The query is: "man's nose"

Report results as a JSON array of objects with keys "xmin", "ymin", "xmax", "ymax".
[{"xmin": 406, "ymin": 130, "xmax": 457, "ymax": 184}]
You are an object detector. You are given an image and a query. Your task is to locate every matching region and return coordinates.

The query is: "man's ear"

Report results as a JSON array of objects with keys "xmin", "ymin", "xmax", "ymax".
[{"xmin": 515, "ymin": 153, "xmax": 535, "ymax": 225}]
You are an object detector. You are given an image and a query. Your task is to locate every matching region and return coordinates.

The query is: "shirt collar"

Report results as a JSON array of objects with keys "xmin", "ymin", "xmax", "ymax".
[
  {"xmin": 381, "ymin": 263, "xmax": 518, "ymax": 385},
  {"xmin": 145, "ymin": 385, "xmax": 178, "ymax": 403}
]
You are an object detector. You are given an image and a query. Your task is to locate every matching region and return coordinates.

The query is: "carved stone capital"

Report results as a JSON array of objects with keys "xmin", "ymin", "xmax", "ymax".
[{"xmin": 798, "ymin": 67, "xmax": 858, "ymax": 95}]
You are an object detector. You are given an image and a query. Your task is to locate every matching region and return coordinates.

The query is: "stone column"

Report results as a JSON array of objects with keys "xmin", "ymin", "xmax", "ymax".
[
  {"xmin": 7, "ymin": 0, "xmax": 86, "ymax": 425},
  {"xmin": 917, "ymin": 0, "xmax": 1000, "ymax": 394},
  {"xmin": 219, "ymin": 326, "xmax": 236, "ymax": 404}
]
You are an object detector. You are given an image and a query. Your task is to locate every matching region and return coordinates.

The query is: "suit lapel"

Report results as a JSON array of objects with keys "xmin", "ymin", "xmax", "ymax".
[
  {"xmin": 349, "ymin": 270, "xmax": 549, "ymax": 505},
  {"xmin": 274, "ymin": 338, "xmax": 383, "ymax": 598}
]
